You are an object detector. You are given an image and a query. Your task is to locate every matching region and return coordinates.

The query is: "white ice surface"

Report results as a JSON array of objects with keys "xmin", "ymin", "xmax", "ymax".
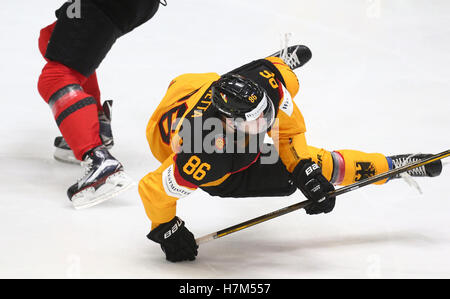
[{"xmin": 0, "ymin": 0, "xmax": 449, "ymax": 278}]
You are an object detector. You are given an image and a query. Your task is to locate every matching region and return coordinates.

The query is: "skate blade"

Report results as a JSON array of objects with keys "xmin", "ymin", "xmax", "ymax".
[
  {"xmin": 72, "ymin": 171, "xmax": 136, "ymax": 210},
  {"xmin": 54, "ymin": 148, "xmax": 81, "ymax": 165}
]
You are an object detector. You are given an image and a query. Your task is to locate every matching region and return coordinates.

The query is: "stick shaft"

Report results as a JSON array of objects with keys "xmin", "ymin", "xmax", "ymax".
[{"xmin": 196, "ymin": 150, "xmax": 449, "ymax": 245}]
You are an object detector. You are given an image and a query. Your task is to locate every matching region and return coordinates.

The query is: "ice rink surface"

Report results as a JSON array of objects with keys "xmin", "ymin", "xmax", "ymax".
[{"xmin": 0, "ymin": 0, "xmax": 449, "ymax": 278}]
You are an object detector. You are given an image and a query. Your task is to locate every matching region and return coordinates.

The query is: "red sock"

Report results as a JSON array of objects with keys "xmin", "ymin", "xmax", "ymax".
[
  {"xmin": 38, "ymin": 23, "xmax": 103, "ymax": 161},
  {"xmin": 38, "ymin": 62, "xmax": 103, "ymax": 160}
]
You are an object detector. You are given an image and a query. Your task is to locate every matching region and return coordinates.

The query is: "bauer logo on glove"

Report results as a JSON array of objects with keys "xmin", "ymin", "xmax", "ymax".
[
  {"xmin": 164, "ymin": 218, "xmax": 183, "ymax": 239},
  {"xmin": 305, "ymin": 163, "xmax": 320, "ymax": 176}
]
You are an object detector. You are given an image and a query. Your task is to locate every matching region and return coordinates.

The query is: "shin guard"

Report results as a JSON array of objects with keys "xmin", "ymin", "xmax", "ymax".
[
  {"xmin": 333, "ymin": 150, "xmax": 389, "ymax": 186},
  {"xmin": 308, "ymin": 147, "xmax": 389, "ymax": 186},
  {"xmin": 47, "ymin": 84, "xmax": 102, "ymax": 160},
  {"xmin": 38, "ymin": 61, "xmax": 103, "ymax": 160}
]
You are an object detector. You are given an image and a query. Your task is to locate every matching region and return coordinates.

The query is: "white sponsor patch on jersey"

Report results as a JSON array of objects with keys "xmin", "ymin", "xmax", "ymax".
[
  {"xmin": 279, "ymin": 85, "xmax": 294, "ymax": 117},
  {"xmin": 162, "ymin": 165, "xmax": 194, "ymax": 198}
]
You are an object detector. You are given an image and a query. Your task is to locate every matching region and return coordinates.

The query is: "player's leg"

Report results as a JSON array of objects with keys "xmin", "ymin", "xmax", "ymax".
[
  {"xmin": 37, "ymin": 1, "xmax": 133, "ymax": 208},
  {"xmin": 37, "ymin": 61, "xmax": 133, "ymax": 209},
  {"xmin": 38, "ymin": 61, "xmax": 102, "ymax": 160},
  {"xmin": 39, "ymin": 20, "xmax": 103, "ymax": 111},
  {"xmin": 306, "ymin": 146, "xmax": 389, "ymax": 186},
  {"xmin": 306, "ymin": 146, "xmax": 443, "ymax": 186},
  {"xmin": 52, "ymin": 74, "xmax": 113, "ymax": 165},
  {"xmin": 38, "ymin": 20, "xmax": 110, "ymax": 164},
  {"xmin": 38, "ymin": 0, "xmax": 120, "ymax": 158}
]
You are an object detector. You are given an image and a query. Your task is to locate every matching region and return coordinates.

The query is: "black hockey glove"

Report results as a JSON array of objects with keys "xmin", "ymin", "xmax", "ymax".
[
  {"xmin": 147, "ymin": 217, "xmax": 198, "ymax": 263},
  {"xmin": 292, "ymin": 159, "xmax": 336, "ymax": 215}
]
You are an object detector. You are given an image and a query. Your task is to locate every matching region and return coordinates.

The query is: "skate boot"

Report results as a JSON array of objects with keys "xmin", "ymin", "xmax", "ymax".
[
  {"xmin": 269, "ymin": 44, "xmax": 312, "ymax": 70},
  {"xmin": 68, "ymin": 145, "xmax": 134, "ymax": 209},
  {"xmin": 53, "ymin": 100, "xmax": 114, "ymax": 164},
  {"xmin": 388, "ymin": 154, "xmax": 443, "ymax": 178}
]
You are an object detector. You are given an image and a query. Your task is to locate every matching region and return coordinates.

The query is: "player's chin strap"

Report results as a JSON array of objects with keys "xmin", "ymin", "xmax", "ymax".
[
  {"xmin": 196, "ymin": 149, "xmax": 450, "ymax": 245},
  {"xmin": 160, "ymin": 1, "xmax": 167, "ymax": 6}
]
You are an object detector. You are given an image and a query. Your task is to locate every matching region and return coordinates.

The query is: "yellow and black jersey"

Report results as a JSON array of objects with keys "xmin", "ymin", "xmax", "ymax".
[
  {"xmin": 171, "ymin": 58, "xmax": 295, "ymax": 188},
  {"xmin": 139, "ymin": 57, "xmax": 312, "ymax": 227}
]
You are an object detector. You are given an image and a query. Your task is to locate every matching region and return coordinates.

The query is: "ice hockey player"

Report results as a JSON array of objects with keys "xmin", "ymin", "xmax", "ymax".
[
  {"xmin": 138, "ymin": 44, "xmax": 443, "ymax": 262},
  {"xmin": 37, "ymin": 0, "xmax": 165, "ymax": 209}
]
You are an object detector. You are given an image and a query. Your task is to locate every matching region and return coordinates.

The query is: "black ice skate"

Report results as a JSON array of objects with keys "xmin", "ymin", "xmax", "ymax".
[
  {"xmin": 388, "ymin": 154, "xmax": 443, "ymax": 178},
  {"xmin": 53, "ymin": 100, "xmax": 114, "ymax": 164},
  {"xmin": 67, "ymin": 145, "xmax": 134, "ymax": 209},
  {"xmin": 269, "ymin": 44, "xmax": 312, "ymax": 70}
]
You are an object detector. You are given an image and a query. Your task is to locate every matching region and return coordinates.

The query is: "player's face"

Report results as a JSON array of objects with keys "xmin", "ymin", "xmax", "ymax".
[
  {"xmin": 233, "ymin": 113, "xmax": 269, "ymax": 135},
  {"xmin": 222, "ymin": 94, "xmax": 275, "ymax": 135}
]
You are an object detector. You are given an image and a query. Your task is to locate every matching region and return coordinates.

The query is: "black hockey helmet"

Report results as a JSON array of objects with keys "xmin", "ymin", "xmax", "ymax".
[{"xmin": 211, "ymin": 74, "xmax": 275, "ymax": 134}]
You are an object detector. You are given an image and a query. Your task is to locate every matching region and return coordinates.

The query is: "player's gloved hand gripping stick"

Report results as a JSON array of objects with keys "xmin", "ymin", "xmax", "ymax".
[
  {"xmin": 196, "ymin": 149, "xmax": 450, "ymax": 245},
  {"xmin": 292, "ymin": 159, "xmax": 336, "ymax": 215},
  {"xmin": 148, "ymin": 217, "xmax": 198, "ymax": 262}
]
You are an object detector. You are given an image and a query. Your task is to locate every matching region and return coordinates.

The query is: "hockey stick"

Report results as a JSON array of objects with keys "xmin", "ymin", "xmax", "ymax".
[{"xmin": 196, "ymin": 149, "xmax": 450, "ymax": 245}]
